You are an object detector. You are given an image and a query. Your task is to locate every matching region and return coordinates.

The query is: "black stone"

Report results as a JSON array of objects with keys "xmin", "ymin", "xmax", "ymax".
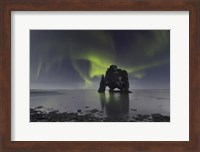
[
  {"xmin": 77, "ymin": 109, "xmax": 82, "ymax": 113},
  {"xmin": 151, "ymin": 113, "xmax": 170, "ymax": 122},
  {"xmin": 130, "ymin": 109, "xmax": 137, "ymax": 111},
  {"xmin": 90, "ymin": 109, "xmax": 99, "ymax": 113}
]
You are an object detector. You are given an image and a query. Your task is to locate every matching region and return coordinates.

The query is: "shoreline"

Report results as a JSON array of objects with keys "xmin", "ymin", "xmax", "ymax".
[{"xmin": 30, "ymin": 107, "xmax": 170, "ymax": 122}]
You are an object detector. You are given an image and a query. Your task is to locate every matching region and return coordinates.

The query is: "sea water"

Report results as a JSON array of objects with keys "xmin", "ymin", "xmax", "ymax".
[{"xmin": 30, "ymin": 89, "xmax": 170, "ymax": 118}]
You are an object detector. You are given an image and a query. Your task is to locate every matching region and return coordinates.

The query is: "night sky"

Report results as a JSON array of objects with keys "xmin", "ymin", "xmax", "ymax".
[{"xmin": 30, "ymin": 30, "xmax": 170, "ymax": 89}]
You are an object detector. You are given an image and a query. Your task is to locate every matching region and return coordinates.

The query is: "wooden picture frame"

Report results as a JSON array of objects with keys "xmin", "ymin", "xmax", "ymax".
[{"xmin": 0, "ymin": 0, "xmax": 199, "ymax": 151}]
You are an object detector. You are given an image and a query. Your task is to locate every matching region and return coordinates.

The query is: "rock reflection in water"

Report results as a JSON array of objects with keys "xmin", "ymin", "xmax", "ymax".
[{"xmin": 100, "ymin": 92, "xmax": 129, "ymax": 116}]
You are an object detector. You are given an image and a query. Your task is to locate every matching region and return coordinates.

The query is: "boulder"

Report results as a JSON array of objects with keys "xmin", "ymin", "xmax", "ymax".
[{"xmin": 98, "ymin": 65, "xmax": 131, "ymax": 93}]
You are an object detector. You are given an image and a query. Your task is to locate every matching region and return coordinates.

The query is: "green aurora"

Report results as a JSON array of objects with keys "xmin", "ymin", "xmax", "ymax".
[{"xmin": 30, "ymin": 30, "xmax": 170, "ymax": 89}]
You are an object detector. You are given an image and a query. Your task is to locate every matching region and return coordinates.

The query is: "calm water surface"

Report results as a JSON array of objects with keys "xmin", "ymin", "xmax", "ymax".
[{"xmin": 30, "ymin": 89, "xmax": 170, "ymax": 118}]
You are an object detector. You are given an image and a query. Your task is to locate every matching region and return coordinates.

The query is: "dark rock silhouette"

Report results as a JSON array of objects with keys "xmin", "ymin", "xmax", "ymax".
[
  {"xmin": 98, "ymin": 75, "xmax": 106, "ymax": 92},
  {"xmin": 98, "ymin": 65, "xmax": 131, "ymax": 93}
]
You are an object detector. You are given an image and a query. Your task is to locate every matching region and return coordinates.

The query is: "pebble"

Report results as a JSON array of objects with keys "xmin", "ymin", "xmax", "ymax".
[
  {"xmin": 91, "ymin": 109, "xmax": 99, "ymax": 113},
  {"xmin": 77, "ymin": 109, "xmax": 82, "ymax": 113},
  {"xmin": 130, "ymin": 109, "xmax": 137, "ymax": 111}
]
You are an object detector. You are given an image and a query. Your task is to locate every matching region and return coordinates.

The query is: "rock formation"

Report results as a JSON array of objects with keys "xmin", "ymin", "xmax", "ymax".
[{"xmin": 98, "ymin": 65, "xmax": 131, "ymax": 93}]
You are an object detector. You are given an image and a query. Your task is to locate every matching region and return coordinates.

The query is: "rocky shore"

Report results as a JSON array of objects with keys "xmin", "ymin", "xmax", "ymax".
[{"xmin": 30, "ymin": 106, "xmax": 170, "ymax": 122}]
